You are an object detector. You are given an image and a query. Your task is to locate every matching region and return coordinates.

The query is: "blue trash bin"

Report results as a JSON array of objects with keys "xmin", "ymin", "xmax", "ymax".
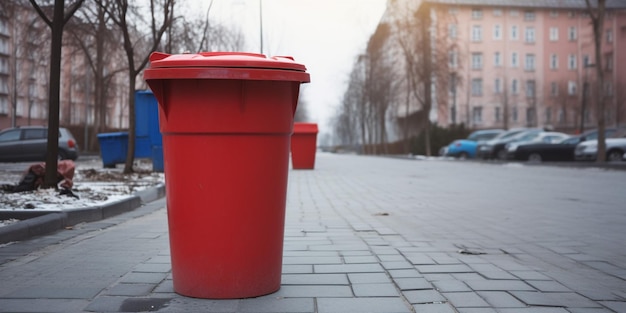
[
  {"xmin": 152, "ymin": 145, "xmax": 164, "ymax": 172},
  {"xmin": 97, "ymin": 132, "xmax": 129, "ymax": 168},
  {"xmin": 135, "ymin": 90, "xmax": 162, "ymax": 158}
]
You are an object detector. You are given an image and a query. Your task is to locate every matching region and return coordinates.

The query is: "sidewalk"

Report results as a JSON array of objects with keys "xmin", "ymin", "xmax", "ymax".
[{"xmin": 0, "ymin": 153, "xmax": 625, "ymax": 312}]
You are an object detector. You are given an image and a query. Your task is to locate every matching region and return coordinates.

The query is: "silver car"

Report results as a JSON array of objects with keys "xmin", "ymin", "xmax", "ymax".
[
  {"xmin": 0, "ymin": 126, "xmax": 79, "ymax": 162},
  {"xmin": 575, "ymin": 138, "xmax": 626, "ymax": 162}
]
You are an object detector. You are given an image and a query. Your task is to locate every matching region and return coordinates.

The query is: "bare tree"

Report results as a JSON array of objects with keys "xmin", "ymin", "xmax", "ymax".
[
  {"xmin": 100, "ymin": 0, "xmax": 174, "ymax": 173},
  {"xmin": 585, "ymin": 0, "xmax": 607, "ymax": 162},
  {"xmin": 66, "ymin": 1, "xmax": 126, "ymax": 151},
  {"xmin": 29, "ymin": 0, "xmax": 85, "ymax": 188},
  {"xmin": 394, "ymin": 2, "xmax": 454, "ymax": 156}
]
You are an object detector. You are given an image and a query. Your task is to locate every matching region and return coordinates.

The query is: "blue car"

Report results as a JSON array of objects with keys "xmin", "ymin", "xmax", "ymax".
[{"xmin": 444, "ymin": 129, "xmax": 504, "ymax": 159}]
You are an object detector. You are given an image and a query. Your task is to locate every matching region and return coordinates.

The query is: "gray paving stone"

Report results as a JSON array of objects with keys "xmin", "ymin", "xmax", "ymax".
[
  {"xmin": 317, "ymin": 297, "xmax": 410, "ymax": 313},
  {"xmin": 0, "ymin": 299, "xmax": 89, "ymax": 312},
  {"xmin": 510, "ymin": 271, "xmax": 552, "ymax": 281},
  {"xmin": 238, "ymin": 297, "xmax": 314, "ymax": 313},
  {"xmin": 314, "ymin": 263, "xmax": 384, "ymax": 273},
  {"xmin": 84, "ymin": 296, "xmax": 127, "ymax": 312},
  {"xmin": 496, "ymin": 309, "xmax": 570, "ymax": 313},
  {"xmin": 457, "ymin": 308, "xmax": 498, "ymax": 313},
  {"xmin": 443, "ymin": 292, "xmax": 490, "ymax": 308},
  {"xmin": 466, "ymin": 280, "xmax": 536, "ymax": 291},
  {"xmin": 416, "ymin": 264, "xmax": 474, "ymax": 274},
  {"xmin": 104, "ymin": 283, "xmax": 156, "ymax": 296},
  {"xmin": 6, "ymin": 285, "xmax": 103, "ymax": 299},
  {"xmin": 403, "ymin": 253, "xmax": 437, "ymax": 265},
  {"xmin": 282, "ymin": 265, "xmax": 313, "ymax": 274},
  {"xmin": 382, "ymin": 260, "xmax": 414, "ymax": 269},
  {"xmin": 348, "ymin": 273, "xmax": 392, "ymax": 284},
  {"xmin": 511, "ymin": 292, "xmax": 602, "ymax": 308},
  {"xmin": 412, "ymin": 303, "xmax": 457, "ymax": 313},
  {"xmin": 527, "ymin": 280, "xmax": 572, "ymax": 292},
  {"xmin": 132, "ymin": 262, "xmax": 172, "ymax": 273},
  {"xmin": 272, "ymin": 285, "xmax": 353, "ymax": 298},
  {"xmin": 343, "ymin": 256, "xmax": 379, "ymax": 263},
  {"xmin": 477, "ymin": 291, "xmax": 527, "ymax": 308},
  {"xmin": 281, "ymin": 273, "xmax": 349, "ymax": 285},
  {"xmin": 283, "ymin": 256, "xmax": 343, "ymax": 265},
  {"xmin": 568, "ymin": 309, "xmax": 618, "ymax": 313},
  {"xmin": 599, "ymin": 301, "xmax": 626, "ymax": 312},
  {"xmin": 423, "ymin": 273, "xmax": 456, "ymax": 281},
  {"xmin": 378, "ymin": 254, "xmax": 408, "ymax": 262},
  {"xmin": 403, "ymin": 289, "xmax": 446, "ymax": 304},
  {"xmin": 153, "ymin": 280, "xmax": 174, "ymax": 293},
  {"xmin": 388, "ymin": 269, "xmax": 423, "ymax": 278},
  {"xmin": 432, "ymin": 280, "xmax": 471, "ymax": 292},
  {"xmin": 394, "ymin": 277, "xmax": 433, "ymax": 290},
  {"xmin": 120, "ymin": 272, "xmax": 168, "ymax": 284},
  {"xmin": 352, "ymin": 283, "xmax": 400, "ymax": 297}
]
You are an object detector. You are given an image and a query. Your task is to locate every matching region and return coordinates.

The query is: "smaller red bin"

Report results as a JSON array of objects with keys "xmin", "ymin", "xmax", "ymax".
[{"xmin": 291, "ymin": 123, "xmax": 318, "ymax": 169}]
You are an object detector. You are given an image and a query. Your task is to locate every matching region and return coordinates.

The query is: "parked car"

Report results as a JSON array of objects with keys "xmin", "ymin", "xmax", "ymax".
[
  {"xmin": 505, "ymin": 131, "xmax": 570, "ymax": 160},
  {"xmin": 511, "ymin": 128, "xmax": 620, "ymax": 162},
  {"xmin": 575, "ymin": 138, "xmax": 626, "ymax": 162},
  {"xmin": 443, "ymin": 129, "xmax": 503, "ymax": 159},
  {"xmin": 0, "ymin": 126, "xmax": 79, "ymax": 162},
  {"xmin": 477, "ymin": 128, "xmax": 539, "ymax": 160}
]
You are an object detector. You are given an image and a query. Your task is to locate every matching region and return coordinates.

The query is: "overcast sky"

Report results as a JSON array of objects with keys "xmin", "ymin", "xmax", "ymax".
[{"xmin": 182, "ymin": 0, "xmax": 388, "ymax": 138}]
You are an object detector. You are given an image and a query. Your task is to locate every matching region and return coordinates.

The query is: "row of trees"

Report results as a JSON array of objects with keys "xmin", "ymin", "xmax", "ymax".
[
  {"xmin": 331, "ymin": 0, "xmax": 611, "ymax": 161},
  {"xmin": 4, "ymin": 0, "xmax": 249, "ymax": 187}
]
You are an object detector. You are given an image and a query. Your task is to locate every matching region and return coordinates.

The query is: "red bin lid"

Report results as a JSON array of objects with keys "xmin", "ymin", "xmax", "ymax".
[
  {"xmin": 293, "ymin": 123, "xmax": 319, "ymax": 134},
  {"xmin": 144, "ymin": 52, "xmax": 310, "ymax": 83}
]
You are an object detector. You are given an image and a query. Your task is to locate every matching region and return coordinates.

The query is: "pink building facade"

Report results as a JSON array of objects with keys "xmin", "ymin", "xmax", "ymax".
[{"xmin": 427, "ymin": 0, "xmax": 626, "ymax": 133}]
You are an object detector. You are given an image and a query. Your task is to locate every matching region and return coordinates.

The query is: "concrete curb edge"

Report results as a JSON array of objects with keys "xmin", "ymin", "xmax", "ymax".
[{"xmin": 0, "ymin": 184, "xmax": 166, "ymax": 245}]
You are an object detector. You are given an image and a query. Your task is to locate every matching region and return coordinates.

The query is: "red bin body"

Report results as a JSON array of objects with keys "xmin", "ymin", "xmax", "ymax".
[
  {"xmin": 144, "ymin": 52, "xmax": 310, "ymax": 299},
  {"xmin": 291, "ymin": 123, "xmax": 319, "ymax": 169}
]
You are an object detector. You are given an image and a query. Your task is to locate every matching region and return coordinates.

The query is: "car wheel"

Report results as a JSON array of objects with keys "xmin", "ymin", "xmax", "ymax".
[
  {"xmin": 606, "ymin": 150, "xmax": 624, "ymax": 162},
  {"xmin": 528, "ymin": 153, "xmax": 542, "ymax": 163},
  {"xmin": 496, "ymin": 149, "xmax": 507, "ymax": 160},
  {"xmin": 458, "ymin": 152, "xmax": 469, "ymax": 160}
]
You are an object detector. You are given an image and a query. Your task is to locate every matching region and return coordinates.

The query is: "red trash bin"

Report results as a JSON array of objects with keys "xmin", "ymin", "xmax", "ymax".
[
  {"xmin": 144, "ymin": 52, "xmax": 310, "ymax": 299},
  {"xmin": 291, "ymin": 123, "xmax": 319, "ymax": 169}
]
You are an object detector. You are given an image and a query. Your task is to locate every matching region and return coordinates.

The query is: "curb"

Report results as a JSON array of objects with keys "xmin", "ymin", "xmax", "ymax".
[{"xmin": 0, "ymin": 184, "xmax": 166, "ymax": 245}]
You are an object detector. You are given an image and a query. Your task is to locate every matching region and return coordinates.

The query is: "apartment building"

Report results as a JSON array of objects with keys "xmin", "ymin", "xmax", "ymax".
[
  {"xmin": 384, "ymin": 0, "xmax": 626, "ymax": 133},
  {"xmin": 0, "ymin": 4, "xmax": 130, "ymax": 142}
]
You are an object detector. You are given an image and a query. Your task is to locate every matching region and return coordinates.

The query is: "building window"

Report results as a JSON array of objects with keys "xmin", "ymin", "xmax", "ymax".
[
  {"xmin": 493, "ymin": 24, "xmax": 502, "ymax": 40},
  {"xmin": 568, "ymin": 81, "xmax": 577, "ymax": 95},
  {"xmin": 493, "ymin": 8, "xmax": 503, "ymax": 16},
  {"xmin": 568, "ymin": 54, "xmax": 577, "ymax": 69},
  {"xmin": 511, "ymin": 52, "xmax": 519, "ymax": 67},
  {"xmin": 550, "ymin": 54, "xmax": 558, "ymax": 69},
  {"xmin": 527, "ymin": 108, "xmax": 536, "ymax": 125},
  {"xmin": 472, "ymin": 78, "xmax": 483, "ymax": 96},
  {"xmin": 471, "ymin": 53, "xmax": 483, "ymax": 69},
  {"xmin": 525, "ymin": 54, "xmax": 535, "ymax": 71},
  {"xmin": 606, "ymin": 53, "xmax": 614, "ymax": 71},
  {"xmin": 473, "ymin": 106, "xmax": 483, "ymax": 123},
  {"xmin": 551, "ymin": 81, "xmax": 559, "ymax": 96},
  {"xmin": 449, "ymin": 7, "xmax": 458, "ymax": 15},
  {"xmin": 512, "ymin": 107, "xmax": 519, "ymax": 122},
  {"xmin": 448, "ymin": 50, "xmax": 458, "ymax": 68},
  {"xmin": 511, "ymin": 25, "xmax": 519, "ymax": 40},
  {"xmin": 495, "ymin": 78, "xmax": 502, "ymax": 94},
  {"xmin": 525, "ymin": 27, "xmax": 535, "ymax": 43},
  {"xmin": 495, "ymin": 106, "xmax": 501, "ymax": 122},
  {"xmin": 524, "ymin": 11, "xmax": 536, "ymax": 21},
  {"xmin": 526, "ymin": 80, "xmax": 536, "ymax": 98},
  {"xmin": 448, "ymin": 24, "xmax": 458, "ymax": 39},
  {"xmin": 510, "ymin": 9, "xmax": 519, "ymax": 17},
  {"xmin": 494, "ymin": 52, "xmax": 502, "ymax": 67},
  {"xmin": 472, "ymin": 25, "xmax": 482, "ymax": 41},
  {"xmin": 582, "ymin": 54, "xmax": 591, "ymax": 67},
  {"xmin": 550, "ymin": 10, "xmax": 559, "ymax": 17},
  {"xmin": 569, "ymin": 11, "xmax": 576, "ymax": 18},
  {"xmin": 550, "ymin": 27, "xmax": 559, "ymax": 41},
  {"xmin": 511, "ymin": 79, "xmax": 519, "ymax": 94},
  {"xmin": 569, "ymin": 27, "xmax": 577, "ymax": 40},
  {"xmin": 605, "ymin": 81, "xmax": 614, "ymax": 96},
  {"xmin": 472, "ymin": 9, "xmax": 483, "ymax": 19},
  {"xmin": 606, "ymin": 29, "xmax": 613, "ymax": 43}
]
